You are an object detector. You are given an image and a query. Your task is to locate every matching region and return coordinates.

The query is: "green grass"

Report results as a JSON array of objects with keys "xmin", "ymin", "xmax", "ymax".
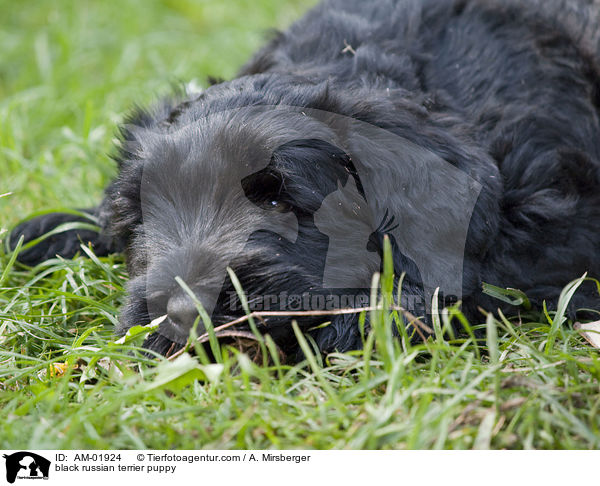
[{"xmin": 1, "ymin": 0, "xmax": 600, "ymax": 450}]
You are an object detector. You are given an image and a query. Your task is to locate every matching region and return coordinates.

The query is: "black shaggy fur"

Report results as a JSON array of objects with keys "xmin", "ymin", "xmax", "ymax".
[{"xmin": 10, "ymin": 0, "xmax": 600, "ymax": 357}]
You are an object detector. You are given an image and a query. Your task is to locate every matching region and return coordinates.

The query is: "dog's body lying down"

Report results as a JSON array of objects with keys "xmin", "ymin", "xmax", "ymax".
[{"xmin": 11, "ymin": 0, "xmax": 600, "ymax": 356}]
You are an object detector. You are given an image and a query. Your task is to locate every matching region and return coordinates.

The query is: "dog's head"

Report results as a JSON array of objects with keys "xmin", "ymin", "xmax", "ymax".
[
  {"xmin": 108, "ymin": 74, "xmax": 497, "ymax": 355},
  {"xmin": 110, "ymin": 88, "xmax": 382, "ymax": 353}
]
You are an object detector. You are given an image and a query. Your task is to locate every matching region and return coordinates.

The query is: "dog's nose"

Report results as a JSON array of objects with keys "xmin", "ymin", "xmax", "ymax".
[{"xmin": 167, "ymin": 294, "xmax": 200, "ymax": 331}]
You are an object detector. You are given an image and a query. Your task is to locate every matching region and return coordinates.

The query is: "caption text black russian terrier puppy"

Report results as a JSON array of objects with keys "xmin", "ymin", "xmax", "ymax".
[{"xmin": 10, "ymin": 0, "xmax": 600, "ymax": 357}]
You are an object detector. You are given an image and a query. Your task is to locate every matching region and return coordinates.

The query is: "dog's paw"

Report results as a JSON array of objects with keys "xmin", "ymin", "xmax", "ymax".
[{"xmin": 8, "ymin": 211, "xmax": 112, "ymax": 266}]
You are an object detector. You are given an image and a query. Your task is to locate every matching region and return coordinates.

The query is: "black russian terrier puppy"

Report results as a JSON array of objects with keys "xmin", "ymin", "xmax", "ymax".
[{"xmin": 10, "ymin": 0, "xmax": 600, "ymax": 357}]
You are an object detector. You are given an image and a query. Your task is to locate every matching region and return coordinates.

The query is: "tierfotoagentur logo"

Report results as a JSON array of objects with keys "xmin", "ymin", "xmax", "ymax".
[{"xmin": 3, "ymin": 452, "xmax": 51, "ymax": 483}]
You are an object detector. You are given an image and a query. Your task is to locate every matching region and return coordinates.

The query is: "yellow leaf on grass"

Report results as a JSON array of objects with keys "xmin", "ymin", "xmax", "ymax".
[
  {"xmin": 51, "ymin": 362, "xmax": 69, "ymax": 376},
  {"xmin": 574, "ymin": 321, "xmax": 600, "ymax": 349}
]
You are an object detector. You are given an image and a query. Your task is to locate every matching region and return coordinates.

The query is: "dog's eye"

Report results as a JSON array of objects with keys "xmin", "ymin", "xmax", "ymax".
[
  {"xmin": 242, "ymin": 170, "xmax": 293, "ymax": 212},
  {"xmin": 269, "ymin": 199, "xmax": 291, "ymax": 212}
]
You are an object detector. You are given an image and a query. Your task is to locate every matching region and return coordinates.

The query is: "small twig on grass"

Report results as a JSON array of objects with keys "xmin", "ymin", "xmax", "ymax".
[
  {"xmin": 341, "ymin": 39, "xmax": 356, "ymax": 55},
  {"xmin": 501, "ymin": 357, "xmax": 593, "ymax": 373},
  {"xmin": 167, "ymin": 305, "xmax": 432, "ymax": 361}
]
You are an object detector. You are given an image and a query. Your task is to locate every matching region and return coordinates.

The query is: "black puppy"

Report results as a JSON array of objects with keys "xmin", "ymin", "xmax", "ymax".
[{"xmin": 10, "ymin": 0, "xmax": 600, "ymax": 357}]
